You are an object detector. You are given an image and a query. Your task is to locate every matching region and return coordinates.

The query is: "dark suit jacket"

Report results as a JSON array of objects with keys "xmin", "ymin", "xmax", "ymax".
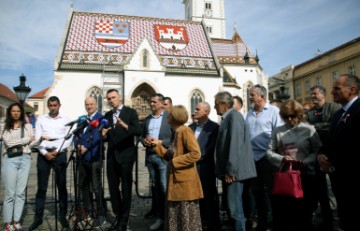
[
  {"xmin": 215, "ymin": 109, "xmax": 257, "ymax": 181},
  {"xmin": 324, "ymin": 97, "xmax": 360, "ymax": 172},
  {"xmin": 104, "ymin": 106, "xmax": 141, "ymax": 163},
  {"xmin": 189, "ymin": 119, "xmax": 219, "ymax": 179},
  {"xmin": 140, "ymin": 110, "xmax": 172, "ymax": 155}
]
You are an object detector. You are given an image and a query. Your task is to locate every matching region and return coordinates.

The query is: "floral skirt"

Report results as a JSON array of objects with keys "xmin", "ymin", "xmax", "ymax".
[{"xmin": 166, "ymin": 200, "xmax": 202, "ymax": 231}]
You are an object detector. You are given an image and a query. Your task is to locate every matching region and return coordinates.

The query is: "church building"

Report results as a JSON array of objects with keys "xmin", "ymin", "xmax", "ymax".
[{"xmin": 45, "ymin": 0, "xmax": 267, "ymax": 121}]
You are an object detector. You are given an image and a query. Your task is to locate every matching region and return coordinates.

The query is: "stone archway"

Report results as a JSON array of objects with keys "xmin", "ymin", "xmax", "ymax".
[{"xmin": 131, "ymin": 83, "xmax": 156, "ymax": 121}]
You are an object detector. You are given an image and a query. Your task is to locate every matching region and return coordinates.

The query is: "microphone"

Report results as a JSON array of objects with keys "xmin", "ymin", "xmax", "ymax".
[
  {"xmin": 65, "ymin": 115, "xmax": 87, "ymax": 126},
  {"xmin": 98, "ymin": 118, "xmax": 110, "ymax": 132},
  {"xmin": 89, "ymin": 119, "xmax": 100, "ymax": 128},
  {"xmin": 71, "ymin": 120, "xmax": 89, "ymax": 134}
]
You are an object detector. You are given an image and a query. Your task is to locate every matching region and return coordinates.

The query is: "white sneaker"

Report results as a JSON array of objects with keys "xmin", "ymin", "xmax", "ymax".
[
  {"xmin": 149, "ymin": 219, "xmax": 163, "ymax": 230},
  {"xmin": 12, "ymin": 223, "xmax": 22, "ymax": 231}
]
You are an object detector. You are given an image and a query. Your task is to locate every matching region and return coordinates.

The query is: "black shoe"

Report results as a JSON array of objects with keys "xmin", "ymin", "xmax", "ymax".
[
  {"xmin": 60, "ymin": 216, "xmax": 69, "ymax": 228},
  {"xmin": 29, "ymin": 218, "xmax": 43, "ymax": 231},
  {"xmin": 144, "ymin": 209, "xmax": 157, "ymax": 219},
  {"xmin": 105, "ymin": 217, "xmax": 120, "ymax": 231}
]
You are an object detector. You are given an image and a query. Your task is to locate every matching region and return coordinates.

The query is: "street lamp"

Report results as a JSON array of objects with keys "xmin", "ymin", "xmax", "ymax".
[
  {"xmin": 277, "ymin": 86, "xmax": 290, "ymax": 101},
  {"xmin": 13, "ymin": 74, "xmax": 32, "ymax": 105}
]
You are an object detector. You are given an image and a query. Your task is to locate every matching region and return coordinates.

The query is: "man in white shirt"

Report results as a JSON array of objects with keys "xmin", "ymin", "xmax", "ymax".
[{"xmin": 29, "ymin": 96, "xmax": 72, "ymax": 230}]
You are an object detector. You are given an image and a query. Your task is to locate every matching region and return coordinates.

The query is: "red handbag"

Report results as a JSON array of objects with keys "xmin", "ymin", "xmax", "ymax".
[{"xmin": 272, "ymin": 162, "xmax": 304, "ymax": 198}]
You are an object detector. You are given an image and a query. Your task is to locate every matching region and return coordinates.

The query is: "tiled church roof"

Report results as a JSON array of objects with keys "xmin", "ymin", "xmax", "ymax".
[
  {"xmin": 58, "ymin": 11, "xmax": 219, "ymax": 75},
  {"xmin": 211, "ymin": 32, "xmax": 257, "ymax": 65}
]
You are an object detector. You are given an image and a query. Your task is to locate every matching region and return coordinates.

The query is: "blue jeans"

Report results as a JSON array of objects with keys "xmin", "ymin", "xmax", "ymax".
[
  {"xmin": 1, "ymin": 154, "xmax": 31, "ymax": 223},
  {"xmin": 146, "ymin": 154, "xmax": 167, "ymax": 220},
  {"xmin": 224, "ymin": 180, "xmax": 246, "ymax": 231}
]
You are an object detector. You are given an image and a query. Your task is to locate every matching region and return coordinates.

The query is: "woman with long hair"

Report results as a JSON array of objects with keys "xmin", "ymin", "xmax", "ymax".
[{"xmin": 1, "ymin": 102, "xmax": 35, "ymax": 231}]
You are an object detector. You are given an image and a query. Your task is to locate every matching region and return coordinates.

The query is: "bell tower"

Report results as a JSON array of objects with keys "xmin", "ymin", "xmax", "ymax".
[{"xmin": 183, "ymin": 0, "xmax": 226, "ymax": 39}]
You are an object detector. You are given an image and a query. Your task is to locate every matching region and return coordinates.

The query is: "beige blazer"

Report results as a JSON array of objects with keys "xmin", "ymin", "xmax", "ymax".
[{"xmin": 153, "ymin": 125, "xmax": 204, "ymax": 201}]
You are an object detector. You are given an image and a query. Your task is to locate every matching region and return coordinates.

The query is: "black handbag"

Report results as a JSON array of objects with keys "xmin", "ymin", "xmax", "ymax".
[{"xmin": 6, "ymin": 126, "xmax": 24, "ymax": 158}]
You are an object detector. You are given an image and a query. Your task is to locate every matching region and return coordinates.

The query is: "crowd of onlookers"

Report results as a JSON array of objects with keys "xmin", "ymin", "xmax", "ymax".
[{"xmin": 1, "ymin": 73, "xmax": 359, "ymax": 231}]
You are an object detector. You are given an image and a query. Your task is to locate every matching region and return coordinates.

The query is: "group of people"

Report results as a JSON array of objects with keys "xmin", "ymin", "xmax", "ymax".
[{"xmin": 1, "ymin": 73, "xmax": 358, "ymax": 231}]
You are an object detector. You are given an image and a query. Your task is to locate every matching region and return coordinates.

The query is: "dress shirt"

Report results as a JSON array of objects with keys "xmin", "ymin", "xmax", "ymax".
[
  {"xmin": 340, "ymin": 96, "xmax": 358, "ymax": 122},
  {"xmin": 246, "ymin": 103, "xmax": 283, "ymax": 161},
  {"xmin": 112, "ymin": 105, "xmax": 123, "ymax": 124},
  {"xmin": 147, "ymin": 111, "xmax": 164, "ymax": 139},
  {"xmin": 35, "ymin": 113, "xmax": 72, "ymax": 155},
  {"xmin": 194, "ymin": 124, "xmax": 203, "ymax": 139}
]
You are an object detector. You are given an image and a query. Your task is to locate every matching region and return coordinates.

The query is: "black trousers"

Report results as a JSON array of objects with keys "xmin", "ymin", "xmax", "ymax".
[
  {"xmin": 106, "ymin": 156, "xmax": 134, "ymax": 226},
  {"xmin": 78, "ymin": 158, "xmax": 105, "ymax": 217},
  {"xmin": 34, "ymin": 150, "xmax": 68, "ymax": 219}
]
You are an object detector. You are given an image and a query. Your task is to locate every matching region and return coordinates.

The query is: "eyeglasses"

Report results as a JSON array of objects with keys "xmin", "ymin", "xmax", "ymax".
[{"xmin": 283, "ymin": 114, "xmax": 297, "ymax": 120}]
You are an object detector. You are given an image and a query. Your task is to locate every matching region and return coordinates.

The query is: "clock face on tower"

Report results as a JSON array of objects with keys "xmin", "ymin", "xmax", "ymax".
[{"xmin": 204, "ymin": 9, "xmax": 212, "ymax": 17}]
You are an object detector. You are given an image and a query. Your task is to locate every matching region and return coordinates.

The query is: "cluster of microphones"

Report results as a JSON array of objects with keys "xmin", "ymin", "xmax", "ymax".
[{"xmin": 65, "ymin": 115, "xmax": 110, "ymax": 135}]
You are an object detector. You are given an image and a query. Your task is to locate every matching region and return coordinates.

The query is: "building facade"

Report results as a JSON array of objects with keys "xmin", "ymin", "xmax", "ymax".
[
  {"xmin": 269, "ymin": 36, "xmax": 360, "ymax": 104},
  {"xmin": 37, "ymin": 0, "xmax": 266, "ymax": 121}
]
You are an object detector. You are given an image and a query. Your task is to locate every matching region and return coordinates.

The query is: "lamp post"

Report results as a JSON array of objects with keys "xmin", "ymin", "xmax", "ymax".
[
  {"xmin": 13, "ymin": 74, "xmax": 31, "ymax": 105},
  {"xmin": 277, "ymin": 86, "xmax": 290, "ymax": 101}
]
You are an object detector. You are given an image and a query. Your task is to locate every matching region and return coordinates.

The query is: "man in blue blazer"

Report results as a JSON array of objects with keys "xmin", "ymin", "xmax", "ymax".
[
  {"xmin": 73, "ymin": 97, "xmax": 106, "ymax": 228},
  {"xmin": 214, "ymin": 91, "xmax": 257, "ymax": 231},
  {"xmin": 102, "ymin": 89, "xmax": 141, "ymax": 231},
  {"xmin": 318, "ymin": 74, "xmax": 360, "ymax": 231},
  {"xmin": 189, "ymin": 102, "xmax": 220, "ymax": 231},
  {"xmin": 140, "ymin": 93, "xmax": 172, "ymax": 231}
]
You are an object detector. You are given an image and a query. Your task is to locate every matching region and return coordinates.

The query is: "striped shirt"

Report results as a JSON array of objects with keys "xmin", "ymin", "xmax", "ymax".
[{"xmin": 1, "ymin": 123, "xmax": 34, "ymax": 155}]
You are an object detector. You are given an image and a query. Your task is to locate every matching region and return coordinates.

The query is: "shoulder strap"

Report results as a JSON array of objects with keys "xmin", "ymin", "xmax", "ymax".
[{"xmin": 21, "ymin": 125, "xmax": 24, "ymax": 138}]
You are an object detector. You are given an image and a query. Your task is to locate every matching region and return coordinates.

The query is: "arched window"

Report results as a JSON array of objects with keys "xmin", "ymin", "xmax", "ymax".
[
  {"xmin": 143, "ymin": 50, "xmax": 148, "ymax": 68},
  {"xmin": 88, "ymin": 87, "xmax": 103, "ymax": 113},
  {"xmin": 190, "ymin": 90, "xmax": 204, "ymax": 114}
]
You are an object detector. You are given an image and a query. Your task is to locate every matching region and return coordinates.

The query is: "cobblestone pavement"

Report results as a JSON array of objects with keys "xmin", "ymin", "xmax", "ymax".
[{"xmin": 1, "ymin": 144, "xmax": 342, "ymax": 230}]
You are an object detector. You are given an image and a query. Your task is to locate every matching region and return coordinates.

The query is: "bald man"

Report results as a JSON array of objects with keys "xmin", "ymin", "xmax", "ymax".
[{"xmin": 189, "ymin": 102, "xmax": 220, "ymax": 231}]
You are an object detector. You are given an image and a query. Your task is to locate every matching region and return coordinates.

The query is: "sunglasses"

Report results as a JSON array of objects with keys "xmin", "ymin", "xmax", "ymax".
[{"xmin": 283, "ymin": 114, "xmax": 297, "ymax": 119}]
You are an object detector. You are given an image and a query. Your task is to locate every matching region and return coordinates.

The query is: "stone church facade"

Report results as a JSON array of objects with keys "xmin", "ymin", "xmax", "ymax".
[{"xmin": 44, "ymin": 0, "xmax": 267, "ymax": 122}]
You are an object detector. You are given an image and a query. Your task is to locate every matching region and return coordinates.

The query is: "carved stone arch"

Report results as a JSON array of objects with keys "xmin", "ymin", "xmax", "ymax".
[
  {"xmin": 131, "ymin": 83, "xmax": 156, "ymax": 121},
  {"xmin": 87, "ymin": 86, "xmax": 103, "ymax": 113}
]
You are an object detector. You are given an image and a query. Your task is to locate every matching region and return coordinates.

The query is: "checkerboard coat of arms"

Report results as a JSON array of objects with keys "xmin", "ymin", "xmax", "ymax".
[
  {"xmin": 154, "ymin": 24, "xmax": 189, "ymax": 51},
  {"xmin": 95, "ymin": 20, "xmax": 129, "ymax": 48}
]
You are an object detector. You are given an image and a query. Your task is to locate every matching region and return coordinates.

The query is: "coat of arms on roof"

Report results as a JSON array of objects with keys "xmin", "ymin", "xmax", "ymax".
[
  {"xmin": 154, "ymin": 25, "xmax": 188, "ymax": 51},
  {"xmin": 95, "ymin": 20, "xmax": 129, "ymax": 49}
]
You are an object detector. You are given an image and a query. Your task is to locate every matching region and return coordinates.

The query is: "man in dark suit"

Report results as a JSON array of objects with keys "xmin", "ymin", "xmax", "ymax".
[
  {"xmin": 214, "ymin": 91, "xmax": 257, "ymax": 231},
  {"xmin": 140, "ymin": 93, "xmax": 172, "ymax": 230},
  {"xmin": 189, "ymin": 102, "xmax": 220, "ymax": 231},
  {"xmin": 317, "ymin": 74, "xmax": 360, "ymax": 231},
  {"xmin": 102, "ymin": 89, "xmax": 141, "ymax": 231}
]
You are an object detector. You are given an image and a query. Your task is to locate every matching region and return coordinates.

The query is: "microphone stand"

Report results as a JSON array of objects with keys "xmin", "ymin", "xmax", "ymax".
[{"xmin": 50, "ymin": 123, "xmax": 74, "ymax": 231}]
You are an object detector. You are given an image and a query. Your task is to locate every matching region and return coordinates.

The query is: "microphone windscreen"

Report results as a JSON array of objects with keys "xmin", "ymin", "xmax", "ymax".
[
  {"xmin": 77, "ymin": 115, "xmax": 88, "ymax": 125},
  {"xmin": 100, "ymin": 118, "xmax": 110, "ymax": 127},
  {"xmin": 90, "ymin": 120, "xmax": 99, "ymax": 128}
]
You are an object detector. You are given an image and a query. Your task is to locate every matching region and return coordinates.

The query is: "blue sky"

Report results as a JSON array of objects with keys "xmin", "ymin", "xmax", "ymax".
[{"xmin": 0, "ymin": 0, "xmax": 359, "ymax": 96}]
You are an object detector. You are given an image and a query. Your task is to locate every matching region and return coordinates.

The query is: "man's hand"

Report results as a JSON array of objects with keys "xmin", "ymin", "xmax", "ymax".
[
  {"xmin": 317, "ymin": 154, "xmax": 331, "ymax": 173},
  {"xmin": 102, "ymin": 127, "xmax": 111, "ymax": 137},
  {"xmin": 45, "ymin": 150, "xmax": 57, "ymax": 161},
  {"xmin": 224, "ymin": 174, "xmax": 236, "ymax": 184}
]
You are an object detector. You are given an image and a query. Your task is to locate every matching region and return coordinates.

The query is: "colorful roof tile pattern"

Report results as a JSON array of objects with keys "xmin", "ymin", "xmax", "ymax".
[
  {"xmin": 60, "ymin": 11, "xmax": 217, "ymax": 73},
  {"xmin": 211, "ymin": 32, "xmax": 257, "ymax": 65}
]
